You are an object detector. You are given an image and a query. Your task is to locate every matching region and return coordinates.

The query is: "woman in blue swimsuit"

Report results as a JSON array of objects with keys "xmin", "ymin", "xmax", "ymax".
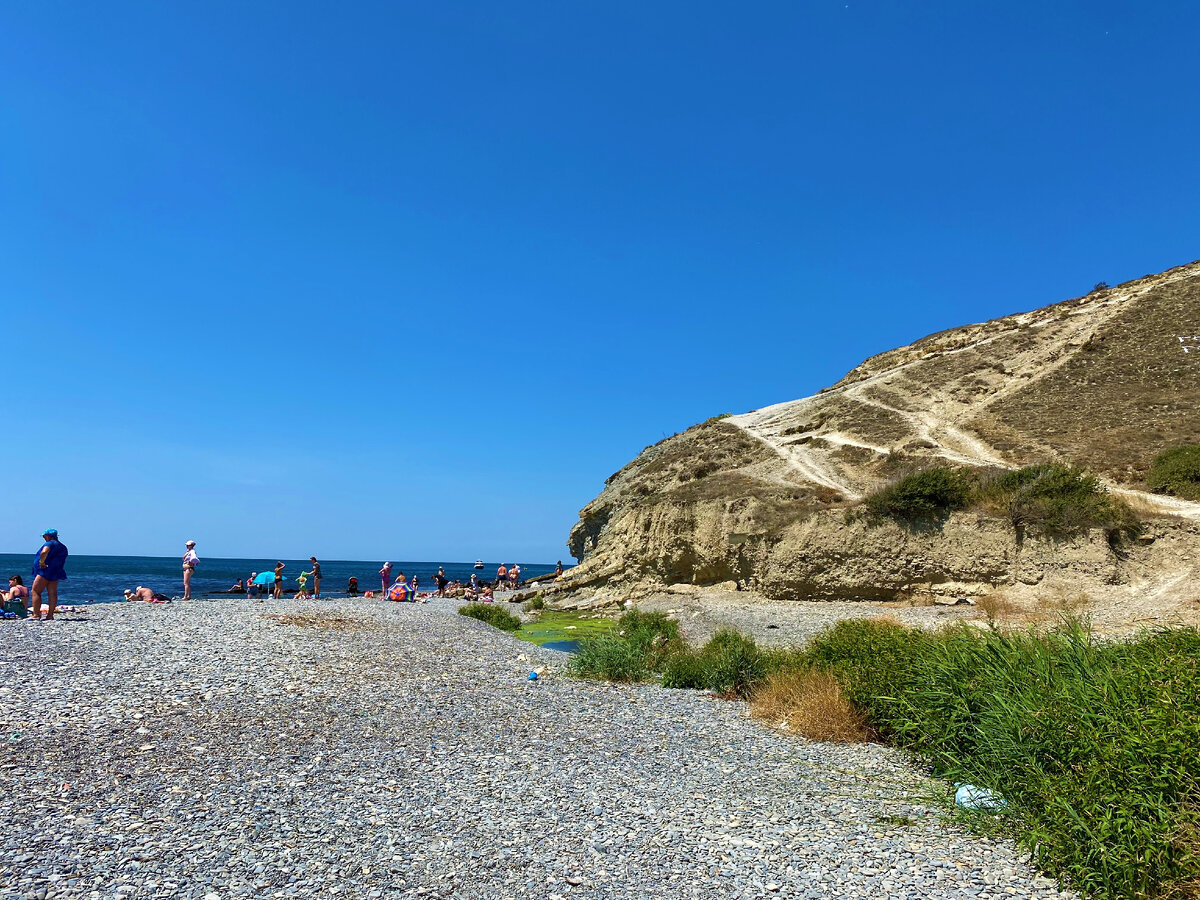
[{"xmin": 31, "ymin": 528, "xmax": 68, "ymax": 621}]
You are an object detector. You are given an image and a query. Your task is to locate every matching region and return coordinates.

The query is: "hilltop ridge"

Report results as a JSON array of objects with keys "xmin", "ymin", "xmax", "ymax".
[{"xmin": 555, "ymin": 260, "xmax": 1200, "ymax": 629}]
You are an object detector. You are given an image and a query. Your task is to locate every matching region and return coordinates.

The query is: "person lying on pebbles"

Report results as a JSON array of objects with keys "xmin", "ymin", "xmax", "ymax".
[{"xmin": 124, "ymin": 587, "xmax": 171, "ymax": 603}]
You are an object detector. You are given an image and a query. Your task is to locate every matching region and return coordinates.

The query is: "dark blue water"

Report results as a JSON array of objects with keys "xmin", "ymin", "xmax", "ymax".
[{"xmin": 0, "ymin": 554, "xmax": 560, "ymax": 605}]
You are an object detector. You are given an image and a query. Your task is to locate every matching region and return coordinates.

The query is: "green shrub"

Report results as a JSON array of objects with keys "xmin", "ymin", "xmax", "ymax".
[
  {"xmin": 863, "ymin": 462, "xmax": 1138, "ymax": 536},
  {"xmin": 522, "ymin": 595, "xmax": 545, "ymax": 612},
  {"xmin": 662, "ymin": 629, "xmax": 774, "ymax": 698},
  {"xmin": 864, "ymin": 467, "xmax": 972, "ymax": 522},
  {"xmin": 975, "ymin": 463, "xmax": 1136, "ymax": 535},
  {"xmin": 569, "ymin": 610, "xmax": 684, "ymax": 683},
  {"xmin": 616, "ymin": 609, "xmax": 685, "ymax": 669},
  {"xmin": 1147, "ymin": 444, "xmax": 1200, "ymax": 501},
  {"xmin": 569, "ymin": 634, "xmax": 652, "ymax": 682},
  {"xmin": 804, "ymin": 618, "xmax": 933, "ymax": 729},
  {"xmin": 458, "ymin": 602, "xmax": 521, "ymax": 632},
  {"xmin": 570, "ymin": 605, "xmax": 1200, "ymax": 897},
  {"xmin": 804, "ymin": 619, "xmax": 1200, "ymax": 900}
]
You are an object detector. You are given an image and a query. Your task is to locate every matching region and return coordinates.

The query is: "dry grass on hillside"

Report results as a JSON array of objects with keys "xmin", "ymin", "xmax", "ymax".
[
  {"xmin": 975, "ymin": 592, "xmax": 1017, "ymax": 627},
  {"xmin": 750, "ymin": 669, "xmax": 873, "ymax": 743}
]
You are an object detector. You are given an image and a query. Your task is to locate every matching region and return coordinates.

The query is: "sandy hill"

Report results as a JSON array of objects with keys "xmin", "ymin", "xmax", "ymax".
[{"xmin": 557, "ymin": 260, "xmax": 1200, "ymax": 630}]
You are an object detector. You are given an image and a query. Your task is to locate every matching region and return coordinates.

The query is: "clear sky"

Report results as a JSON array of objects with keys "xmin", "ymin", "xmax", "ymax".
[{"xmin": 2, "ymin": 1, "xmax": 1198, "ymax": 561}]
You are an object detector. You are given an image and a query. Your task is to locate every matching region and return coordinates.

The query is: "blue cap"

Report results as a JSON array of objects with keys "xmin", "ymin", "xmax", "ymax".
[{"xmin": 43, "ymin": 528, "xmax": 57, "ymax": 536}]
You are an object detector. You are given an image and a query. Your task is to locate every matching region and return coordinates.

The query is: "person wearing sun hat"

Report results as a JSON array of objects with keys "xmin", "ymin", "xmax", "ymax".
[
  {"xmin": 30, "ymin": 528, "xmax": 68, "ymax": 621},
  {"xmin": 182, "ymin": 540, "xmax": 199, "ymax": 601}
]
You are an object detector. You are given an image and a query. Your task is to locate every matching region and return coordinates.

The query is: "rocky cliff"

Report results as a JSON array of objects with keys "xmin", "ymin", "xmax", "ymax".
[{"xmin": 559, "ymin": 260, "xmax": 1200, "ymax": 611}]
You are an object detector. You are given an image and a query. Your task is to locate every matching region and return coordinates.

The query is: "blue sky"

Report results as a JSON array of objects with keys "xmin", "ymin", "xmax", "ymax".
[{"xmin": 2, "ymin": 1, "xmax": 1198, "ymax": 561}]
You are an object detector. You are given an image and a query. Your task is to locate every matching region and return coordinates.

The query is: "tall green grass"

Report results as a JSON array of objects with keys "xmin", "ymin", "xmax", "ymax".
[
  {"xmin": 662, "ymin": 629, "xmax": 795, "ymax": 698},
  {"xmin": 807, "ymin": 619, "xmax": 1200, "ymax": 899},
  {"xmin": 570, "ymin": 610, "xmax": 683, "ymax": 682},
  {"xmin": 572, "ymin": 610, "xmax": 1200, "ymax": 898}
]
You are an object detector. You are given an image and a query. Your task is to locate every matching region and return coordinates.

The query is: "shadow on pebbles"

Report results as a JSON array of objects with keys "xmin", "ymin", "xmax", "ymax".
[{"xmin": 0, "ymin": 598, "xmax": 1072, "ymax": 900}]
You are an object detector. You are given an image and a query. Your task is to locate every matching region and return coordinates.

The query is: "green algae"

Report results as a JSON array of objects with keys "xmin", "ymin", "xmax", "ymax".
[{"xmin": 516, "ymin": 610, "xmax": 619, "ymax": 647}]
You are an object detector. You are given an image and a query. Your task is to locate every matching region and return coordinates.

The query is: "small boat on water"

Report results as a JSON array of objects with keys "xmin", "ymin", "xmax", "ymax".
[{"xmin": 474, "ymin": 560, "xmax": 484, "ymax": 569}]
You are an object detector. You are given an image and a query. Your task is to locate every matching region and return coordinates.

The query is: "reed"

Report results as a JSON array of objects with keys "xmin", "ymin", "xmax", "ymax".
[
  {"xmin": 562, "ymin": 605, "xmax": 1200, "ymax": 896},
  {"xmin": 806, "ymin": 618, "xmax": 1200, "ymax": 899}
]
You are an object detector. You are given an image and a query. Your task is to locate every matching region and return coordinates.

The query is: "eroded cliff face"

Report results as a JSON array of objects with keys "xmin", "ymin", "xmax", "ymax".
[
  {"xmin": 559, "ymin": 261, "xmax": 1200, "ymax": 608},
  {"xmin": 565, "ymin": 468, "xmax": 1180, "ymax": 603}
]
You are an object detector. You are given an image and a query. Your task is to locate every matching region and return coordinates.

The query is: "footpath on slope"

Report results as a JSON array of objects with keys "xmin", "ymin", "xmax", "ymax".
[
  {"xmin": 1, "ymin": 599, "xmax": 1073, "ymax": 900},
  {"xmin": 728, "ymin": 262, "xmax": 1200, "ymax": 521}
]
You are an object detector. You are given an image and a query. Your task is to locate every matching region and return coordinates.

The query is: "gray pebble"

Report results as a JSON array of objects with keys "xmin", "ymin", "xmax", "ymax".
[{"xmin": 0, "ymin": 598, "xmax": 1076, "ymax": 899}]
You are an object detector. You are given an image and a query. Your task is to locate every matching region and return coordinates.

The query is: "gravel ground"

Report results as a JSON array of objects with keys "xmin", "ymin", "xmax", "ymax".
[
  {"xmin": 1, "ymin": 598, "xmax": 1073, "ymax": 900},
  {"xmin": 632, "ymin": 591, "xmax": 984, "ymax": 648}
]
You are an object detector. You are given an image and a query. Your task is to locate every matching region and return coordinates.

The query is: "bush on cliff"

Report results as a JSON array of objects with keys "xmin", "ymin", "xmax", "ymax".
[
  {"xmin": 974, "ymin": 463, "xmax": 1136, "ymax": 535},
  {"xmin": 1147, "ymin": 444, "xmax": 1200, "ymax": 501},
  {"xmin": 863, "ymin": 462, "xmax": 1137, "ymax": 535},
  {"xmin": 864, "ymin": 467, "xmax": 972, "ymax": 522}
]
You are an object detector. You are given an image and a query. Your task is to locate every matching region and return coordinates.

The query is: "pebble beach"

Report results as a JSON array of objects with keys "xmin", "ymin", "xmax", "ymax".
[{"xmin": 1, "ymin": 599, "xmax": 1074, "ymax": 900}]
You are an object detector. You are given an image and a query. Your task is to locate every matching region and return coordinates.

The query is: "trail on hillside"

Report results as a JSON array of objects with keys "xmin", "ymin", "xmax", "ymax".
[{"xmin": 730, "ymin": 264, "xmax": 1200, "ymax": 519}]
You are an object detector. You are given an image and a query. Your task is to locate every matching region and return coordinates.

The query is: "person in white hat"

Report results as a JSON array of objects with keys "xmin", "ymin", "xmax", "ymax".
[{"xmin": 182, "ymin": 540, "xmax": 199, "ymax": 601}]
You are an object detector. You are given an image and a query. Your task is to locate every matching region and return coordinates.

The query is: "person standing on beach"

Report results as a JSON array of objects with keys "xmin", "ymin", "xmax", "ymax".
[
  {"xmin": 496, "ymin": 563, "xmax": 507, "ymax": 589},
  {"xmin": 309, "ymin": 557, "xmax": 322, "ymax": 599},
  {"xmin": 182, "ymin": 540, "xmax": 199, "ymax": 600},
  {"xmin": 273, "ymin": 561, "xmax": 285, "ymax": 599},
  {"xmin": 433, "ymin": 567, "xmax": 448, "ymax": 597},
  {"xmin": 30, "ymin": 528, "xmax": 68, "ymax": 621},
  {"xmin": 380, "ymin": 561, "xmax": 392, "ymax": 595}
]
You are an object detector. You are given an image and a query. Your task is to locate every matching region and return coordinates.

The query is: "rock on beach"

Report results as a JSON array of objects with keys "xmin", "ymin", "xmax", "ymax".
[{"xmin": 0, "ymin": 599, "xmax": 1074, "ymax": 899}]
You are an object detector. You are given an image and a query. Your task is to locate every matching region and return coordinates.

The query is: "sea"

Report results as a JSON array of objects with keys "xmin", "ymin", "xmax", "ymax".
[{"xmin": 0, "ymin": 554, "xmax": 560, "ymax": 605}]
